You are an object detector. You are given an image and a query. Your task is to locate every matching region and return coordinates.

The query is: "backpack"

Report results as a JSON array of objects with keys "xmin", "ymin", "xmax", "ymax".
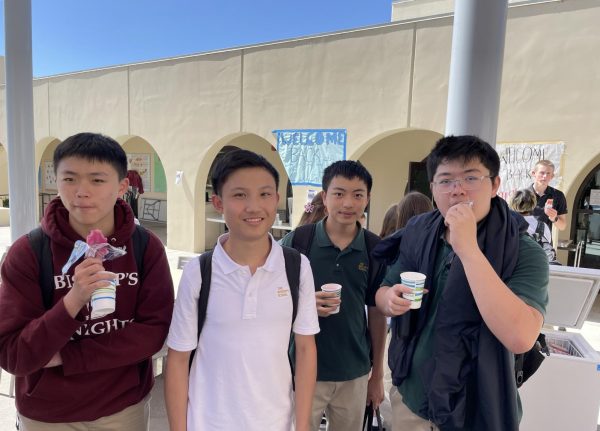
[
  {"xmin": 189, "ymin": 246, "xmax": 301, "ymax": 371},
  {"xmin": 290, "ymin": 223, "xmax": 382, "ymax": 292},
  {"xmin": 27, "ymin": 225, "xmax": 149, "ymax": 310},
  {"xmin": 515, "ymin": 333, "xmax": 550, "ymax": 388}
]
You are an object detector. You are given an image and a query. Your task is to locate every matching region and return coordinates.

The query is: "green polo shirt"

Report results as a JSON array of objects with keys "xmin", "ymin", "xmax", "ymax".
[
  {"xmin": 382, "ymin": 234, "xmax": 549, "ymax": 428},
  {"xmin": 281, "ymin": 219, "xmax": 377, "ymax": 381}
]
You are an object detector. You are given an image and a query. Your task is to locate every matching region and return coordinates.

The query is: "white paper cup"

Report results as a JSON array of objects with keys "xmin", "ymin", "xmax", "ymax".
[
  {"xmin": 321, "ymin": 283, "xmax": 342, "ymax": 314},
  {"xmin": 401, "ymin": 272, "xmax": 426, "ymax": 309},
  {"xmin": 91, "ymin": 272, "xmax": 117, "ymax": 319}
]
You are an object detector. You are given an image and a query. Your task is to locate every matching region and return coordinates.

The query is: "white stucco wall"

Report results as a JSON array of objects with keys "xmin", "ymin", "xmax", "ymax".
[{"xmin": 0, "ymin": 0, "xmax": 598, "ymax": 254}]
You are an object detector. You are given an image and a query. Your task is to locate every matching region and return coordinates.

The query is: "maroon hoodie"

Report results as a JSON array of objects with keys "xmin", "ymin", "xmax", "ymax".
[{"xmin": 0, "ymin": 198, "xmax": 174, "ymax": 422}]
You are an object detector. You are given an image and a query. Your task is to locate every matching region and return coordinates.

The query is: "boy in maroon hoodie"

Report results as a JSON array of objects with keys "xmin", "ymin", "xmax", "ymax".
[{"xmin": 0, "ymin": 133, "xmax": 174, "ymax": 430}]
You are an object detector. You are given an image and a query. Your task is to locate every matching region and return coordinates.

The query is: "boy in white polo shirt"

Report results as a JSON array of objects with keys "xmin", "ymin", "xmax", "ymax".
[{"xmin": 165, "ymin": 149, "xmax": 319, "ymax": 431}]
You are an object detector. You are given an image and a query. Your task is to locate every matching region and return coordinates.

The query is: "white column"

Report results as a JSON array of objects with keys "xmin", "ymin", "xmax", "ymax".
[
  {"xmin": 4, "ymin": 0, "xmax": 37, "ymax": 241},
  {"xmin": 445, "ymin": 0, "xmax": 509, "ymax": 147}
]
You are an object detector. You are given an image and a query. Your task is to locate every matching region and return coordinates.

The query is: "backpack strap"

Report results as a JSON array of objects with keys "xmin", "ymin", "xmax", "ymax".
[
  {"xmin": 27, "ymin": 227, "xmax": 53, "ymax": 310},
  {"xmin": 132, "ymin": 224, "xmax": 149, "ymax": 282},
  {"xmin": 190, "ymin": 250, "xmax": 213, "ymax": 370},
  {"xmin": 290, "ymin": 223, "xmax": 317, "ymax": 256},
  {"xmin": 363, "ymin": 229, "xmax": 383, "ymax": 294},
  {"xmin": 535, "ymin": 218, "xmax": 546, "ymax": 242},
  {"xmin": 282, "ymin": 246, "xmax": 301, "ymax": 324}
]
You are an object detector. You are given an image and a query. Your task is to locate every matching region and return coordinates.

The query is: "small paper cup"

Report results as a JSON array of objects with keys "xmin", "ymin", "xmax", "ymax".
[
  {"xmin": 91, "ymin": 272, "xmax": 117, "ymax": 319},
  {"xmin": 400, "ymin": 272, "xmax": 426, "ymax": 309},
  {"xmin": 321, "ymin": 283, "xmax": 342, "ymax": 314}
]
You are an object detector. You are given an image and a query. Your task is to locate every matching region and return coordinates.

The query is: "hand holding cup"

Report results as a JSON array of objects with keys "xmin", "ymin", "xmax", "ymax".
[{"xmin": 316, "ymin": 283, "xmax": 342, "ymax": 317}]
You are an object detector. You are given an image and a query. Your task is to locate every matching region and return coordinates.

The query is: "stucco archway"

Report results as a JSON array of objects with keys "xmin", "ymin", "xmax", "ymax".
[
  {"xmin": 193, "ymin": 133, "xmax": 291, "ymax": 252},
  {"xmin": 354, "ymin": 128, "xmax": 443, "ymax": 235},
  {"xmin": 118, "ymin": 135, "xmax": 168, "ymax": 243}
]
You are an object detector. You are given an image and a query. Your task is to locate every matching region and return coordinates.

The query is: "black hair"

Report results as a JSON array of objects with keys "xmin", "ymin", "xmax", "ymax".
[
  {"xmin": 54, "ymin": 133, "xmax": 127, "ymax": 180},
  {"xmin": 426, "ymin": 135, "xmax": 500, "ymax": 182},
  {"xmin": 211, "ymin": 149, "xmax": 280, "ymax": 196},
  {"xmin": 322, "ymin": 160, "xmax": 373, "ymax": 193}
]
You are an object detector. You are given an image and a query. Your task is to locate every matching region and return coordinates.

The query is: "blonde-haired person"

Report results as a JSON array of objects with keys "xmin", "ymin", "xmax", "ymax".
[
  {"xmin": 298, "ymin": 191, "xmax": 327, "ymax": 226},
  {"xmin": 379, "ymin": 192, "xmax": 433, "ymax": 238},
  {"xmin": 530, "ymin": 159, "xmax": 567, "ymax": 232}
]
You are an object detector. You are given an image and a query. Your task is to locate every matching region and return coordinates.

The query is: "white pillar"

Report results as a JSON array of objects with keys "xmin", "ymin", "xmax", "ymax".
[
  {"xmin": 445, "ymin": 0, "xmax": 509, "ymax": 147},
  {"xmin": 4, "ymin": 0, "xmax": 37, "ymax": 241}
]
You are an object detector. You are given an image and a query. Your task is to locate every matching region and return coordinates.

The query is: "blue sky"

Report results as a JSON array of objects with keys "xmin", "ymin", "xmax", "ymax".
[{"xmin": 0, "ymin": 0, "xmax": 393, "ymax": 77}]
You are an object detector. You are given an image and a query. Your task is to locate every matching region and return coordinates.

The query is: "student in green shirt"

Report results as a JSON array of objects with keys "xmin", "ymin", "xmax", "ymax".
[
  {"xmin": 375, "ymin": 136, "xmax": 548, "ymax": 431},
  {"xmin": 281, "ymin": 161, "xmax": 387, "ymax": 431}
]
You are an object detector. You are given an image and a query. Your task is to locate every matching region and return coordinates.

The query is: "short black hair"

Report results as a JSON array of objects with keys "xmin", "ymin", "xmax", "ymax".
[
  {"xmin": 211, "ymin": 149, "xmax": 280, "ymax": 196},
  {"xmin": 426, "ymin": 135, "xmax": 500, "ymax": 182},
  {"xmin": 54, "ymin": 133, "xmax": 127, "ymax": 180},
  {"xmin": 322, "ymin": 160, "xmax": 373, "ymax": 193}
]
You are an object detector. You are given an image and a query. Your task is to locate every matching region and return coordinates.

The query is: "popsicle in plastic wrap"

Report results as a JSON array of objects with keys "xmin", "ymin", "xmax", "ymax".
[{"xmin": 61, "ymin": 229, "xmax": 126, "ymax": 274}]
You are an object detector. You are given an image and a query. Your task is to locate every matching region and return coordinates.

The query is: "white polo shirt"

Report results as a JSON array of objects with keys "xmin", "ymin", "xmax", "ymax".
[{"xmin": 167, "ymin": 234, "xmax": 320, "ymax": 431}]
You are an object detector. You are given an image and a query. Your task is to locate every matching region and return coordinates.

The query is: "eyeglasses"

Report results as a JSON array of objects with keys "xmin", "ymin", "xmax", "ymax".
[{"xmin": 431, "ymin": 175, "xmax": 493, "ymax": 193}]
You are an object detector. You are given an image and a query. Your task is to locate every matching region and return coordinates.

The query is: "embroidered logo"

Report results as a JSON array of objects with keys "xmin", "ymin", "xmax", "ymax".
[
  {"xmin": 358, "ymin": 262, "xmax": 368, "ymax": 272},
  {"xmin": 276, "ymin": 287, "xmax": 290, "ymax": 298}
]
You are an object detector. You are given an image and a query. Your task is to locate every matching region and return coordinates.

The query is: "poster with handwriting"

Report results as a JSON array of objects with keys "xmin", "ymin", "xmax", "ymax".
[{"xmin": 496, "ymin": 142, "xmax": 564, "ymax": 201}]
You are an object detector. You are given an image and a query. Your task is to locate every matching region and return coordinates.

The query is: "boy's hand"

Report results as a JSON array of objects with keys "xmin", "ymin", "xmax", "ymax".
[
  {"xmin": 444, "ymin": 202, "xmax": 478, "ymax": 257},
  {"xmin": 379, "ymin": 284, "xmax": 413, "ymax": 316},
  {"xmin": 315, "ymin": 291, "xmax": 341, "ymax": 317},
  {"xmin": 63, "ymin": 258, "xmax": 109, "ymax": 318}
]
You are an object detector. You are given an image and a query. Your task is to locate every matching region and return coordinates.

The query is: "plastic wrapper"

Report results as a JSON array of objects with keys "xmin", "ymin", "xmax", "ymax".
[{"xmin": 61, "ymin": 229, "xmax": 126, "ymax": 274}]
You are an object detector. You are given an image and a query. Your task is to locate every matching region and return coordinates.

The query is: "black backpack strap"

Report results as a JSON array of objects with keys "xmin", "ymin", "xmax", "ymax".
[
  {"xmin": 364, "ymin": 229, "xmax": 383, "ymax": 294},
  {"xmin": 282, "ymin": 246, "xmax": 301, "ymax": 324},
  {"xmin": 190, "ymin": 250, "xmax": 213, "ymax": 370},
  {"xmin": 282, "ymin": 246, "xmax": 302, "ymax": 389},
  {"xmin": 132, "ymin": 225, "xmax": 149, "ymax": 281},
  {"xmin": 27, "ymin": 227, "xmax": 54, "ymax": 310},
  {"xmin": 290, "ymin": 223, "xmax": 316, "ymax": 256}
]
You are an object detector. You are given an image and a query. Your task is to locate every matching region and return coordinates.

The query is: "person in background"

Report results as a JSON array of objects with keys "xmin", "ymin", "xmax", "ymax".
[
  {"xmin": 510, "ymin": 188, "xmax": 558, "ymax": 263},
  {"xmin": 125, "ymin": 169, "xmax": 144, "ymax": 218},
  {"xmin": 379, "ymin": 192, "xmax": 434, "ymax": 238},
  {"xmin": 298, "ymin": 191, "xmax": 327, "ymax": 227},
  {"xmin": 530, "ymin": 160, "xmax": 567, "ymax": 234}
]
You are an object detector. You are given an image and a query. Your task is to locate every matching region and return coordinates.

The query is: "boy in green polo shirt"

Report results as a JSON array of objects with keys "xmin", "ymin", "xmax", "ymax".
[
  {"xmin": 375, "ymin": 135, "xmax": 548, "ymax": 430},
  {"xmin": 281, "ymin": 160, "xmax": 387, "ymax": 431}
]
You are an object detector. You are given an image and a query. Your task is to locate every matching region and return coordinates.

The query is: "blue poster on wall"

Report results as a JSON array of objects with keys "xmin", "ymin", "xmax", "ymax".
[{"xmin": 273, "ymin": 129, "xmax": 346, "ymax": 186}]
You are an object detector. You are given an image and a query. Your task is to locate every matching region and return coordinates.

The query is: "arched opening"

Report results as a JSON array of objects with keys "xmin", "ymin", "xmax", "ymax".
[
  {"xmin": 37, "ymin": 137, "xmax": 62, "ymax": 219},
  {"xmin": 194, "ymin": 133, "xmax": 292, "ymax": 252},
  {"xmin": 570, "ymin": 162, "xmax": 600, "ymax": 269},
  {"xmin": 354, "ymin": 128, "xmax": 442, "ymax": 234},
  {"xmin": 119, "ymin": 136, "xmax": 168, "ymax": 245}
]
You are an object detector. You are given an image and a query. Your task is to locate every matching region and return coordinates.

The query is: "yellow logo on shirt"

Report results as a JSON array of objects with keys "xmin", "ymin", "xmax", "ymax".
[
  {"xmin": 276, "ymin": 287, "xmax": 290, "ymax": 298},
  {"xmin": 358, "ymin": 262, "xmax": 368, "ymax": 272}
]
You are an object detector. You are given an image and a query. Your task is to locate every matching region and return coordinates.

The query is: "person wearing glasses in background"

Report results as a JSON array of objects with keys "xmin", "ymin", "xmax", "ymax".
[
  {"xmin": 374, "ymin": 135, "xmax": 549, "ymax": 430},
  {"xmin": 530, "ymin": 160, "xmax": 568, "ymax": 236}
]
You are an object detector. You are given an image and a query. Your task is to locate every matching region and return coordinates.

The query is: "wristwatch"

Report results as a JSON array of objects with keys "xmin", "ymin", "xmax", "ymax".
[{"xmin": 553, "ymin": 216, "xmax": 559, "ymax": 222}]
